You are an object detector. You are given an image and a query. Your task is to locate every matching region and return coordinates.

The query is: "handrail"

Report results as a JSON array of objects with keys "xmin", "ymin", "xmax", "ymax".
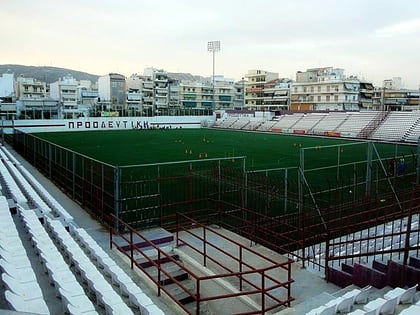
[{"xmin": 109, "ymin": 212, "xmax": 294, "ymax": 314}]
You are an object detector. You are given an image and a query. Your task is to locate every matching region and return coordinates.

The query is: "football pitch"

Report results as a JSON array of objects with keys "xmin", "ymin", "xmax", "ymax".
[{"xmin": 33, "ymin": 129, "xmax": 414, "ymax": 171}]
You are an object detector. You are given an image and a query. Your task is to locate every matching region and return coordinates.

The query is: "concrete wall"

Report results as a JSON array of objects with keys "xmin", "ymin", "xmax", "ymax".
[{"xmin": 1, "ymin": 116, "xmax": 213, "ymax": 133}]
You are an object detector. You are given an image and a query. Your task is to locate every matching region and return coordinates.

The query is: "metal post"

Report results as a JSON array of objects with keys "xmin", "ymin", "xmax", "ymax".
[
  {"xmin": 72, "ymin": 152, "xmax": 76, "ymax": 199},
  {"xmin": 284, "ymin": 168, "xmax": 288, "ymax": 213},
  {"xmin": 203, "ymin": 226, "xmax": 207, "ymax": 267},
  {"xmin": 336, "ymin": 145, "xmax": 341, "ymax": 182},
  {"xmin": 158, "ymin": 250, "xmax": 161, "ymax": 296},
  {"xmin": 261, "ymin": 270, "xmax": 265, "ymax": 314},
  {"xmin": 365, "ymin": 142, "xmax": 373, "ymax": 195},
  {"xmin": 239, "ymin": 246, "xmax": 243, "ymax": 291},
  {"xmin": 196, "ymin": 278, "xmax": 200, "ymax": 315},
  {"xmin": 114, "ymin": 166, "xmax": 121, "ymax": 231},
  {"xmin": 218, "ymin": 159, "xmax": 221, "ymax": 201},
  {"xmin": 130, "ymin": 230, "xmax": 134, "ymax": 269},
  {"xmin": 417, "ymin": 137, "xmax": 420, "ymax": 185}
]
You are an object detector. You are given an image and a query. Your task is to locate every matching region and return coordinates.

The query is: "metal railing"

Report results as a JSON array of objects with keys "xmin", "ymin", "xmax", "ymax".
[{"xmin": 109, "ymin": 213, "xmax": 294, "ymax": 314}]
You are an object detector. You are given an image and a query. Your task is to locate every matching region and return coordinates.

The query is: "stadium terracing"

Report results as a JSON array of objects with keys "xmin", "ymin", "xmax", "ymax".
[{"xmin": 0, "ymin": 111, "xmax": 419, "ymax": 314}]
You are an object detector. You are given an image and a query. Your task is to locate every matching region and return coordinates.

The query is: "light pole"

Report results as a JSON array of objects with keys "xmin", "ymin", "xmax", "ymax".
[{"xmin": 207, "ymin": 40, "xmax": 220, "ymax": 109}]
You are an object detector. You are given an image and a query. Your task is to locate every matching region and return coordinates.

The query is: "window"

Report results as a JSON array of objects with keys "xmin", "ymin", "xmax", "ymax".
[
  {"xmin": 310, "ymin": 86, "xmax": 314, "ymax": 92},
  {"xmin": 326, "ymin": 95, "xmax": 330, "ymax": 102},
  {"xmin": 318, "ymin": 95, "xmax": 321, "ymax": 102},
  {"xmin": 318, "ymin": 86, "xmax": 321, "ymax": 92},
  {"xmin": 294, "ymin": 87, "xmax": 297, "ymax": 93},
  {"xmin": 334, "ymin": 95, "xmax": 338, "ymax": 101},
  {"xmin": 303, "ymin": 87, "xmax": 307, "ymax": 92},
  {"xmin": 326, "ymin": 85, "xmax": 330, "ymax": 92}
]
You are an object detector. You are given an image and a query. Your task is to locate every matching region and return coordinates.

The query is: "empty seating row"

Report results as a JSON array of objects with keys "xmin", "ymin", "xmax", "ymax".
[
  {"xmin": 306, "ymin": 285, "xmax": 371, "ymax": 315},
  {"xmin": 371, "ymin": 112, "xmax": 420, "ymax": 142},
  {"xmin": 0, "ymin": 158, "xmax": 28, "ymax": 206},
  {"xmin": 0, "ymin": 151, "xmax": 53, "ymax": 217},
  {"xmin": 44, "ymin": 216, "xmax": 134, "ymax": 314},
  {"xmin": 292, "ymin": 114, "xmax": 326, "ymax": 131},
  {"xmin": 18, "ymin": 206, "xmax": 97, "ymax": 315},
  {"xmin": 308, "ymin": 283, "xmax": 418, "ymax": 315},
  {"xmin": 1, "ymin": 146, "xmax": 73, "ymax": 225},
  {"xmin": 0, "ymin": 197, "xmax": 49, "ymax": 314},
  {"xmin": 70, "ymin": 225, "xmax": 165, "ymax": 315}
]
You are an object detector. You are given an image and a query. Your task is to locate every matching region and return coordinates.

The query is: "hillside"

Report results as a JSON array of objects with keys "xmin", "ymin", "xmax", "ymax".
[
  {"xmin": 0, "ymin": 64, "xmax": 99, "ymax": 84},
  {"xmin": 0, "ymin": 64, "xmax": 210, "ymax": 84}
]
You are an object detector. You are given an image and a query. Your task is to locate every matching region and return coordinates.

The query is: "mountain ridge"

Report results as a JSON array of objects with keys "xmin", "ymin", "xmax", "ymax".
[{"xmin": 0, "ymin": 64, "xmax": 209, "ymax": 84}]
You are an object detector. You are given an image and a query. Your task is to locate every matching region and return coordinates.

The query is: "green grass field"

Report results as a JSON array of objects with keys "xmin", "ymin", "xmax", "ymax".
[{"xmin": 34, "ymin": 129, "xmax": 415, "ymax": 171}]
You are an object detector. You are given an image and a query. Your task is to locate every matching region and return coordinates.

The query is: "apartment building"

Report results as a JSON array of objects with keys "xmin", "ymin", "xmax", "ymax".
[
  {"xmin": 234, "ymin": 79, "xmax": 246, "ymax": 109},
  {"xmin": 98, "ymin": 73, "xmax": 126, "ymax": 115},
  {"xmin": 50, "ymin": 75, "xmax": 79, "ymax": 118},
  {"xmin": 263, "ymin": 79, "xmax": 292, "ymax": 110},
  {"xmin": 15, "ymin": 77, "xmax": 47, "ymax": 99},
  {"xmin": 0, "ymin": 72, "xmax": 15, "ymax": 102},
  {"xmin": 245, "ymin": 69, "xmax": 279, "ymax": 110},
  {"xmin": 291, "ymin": 67, "xmax": 371, "ymax": 111}
]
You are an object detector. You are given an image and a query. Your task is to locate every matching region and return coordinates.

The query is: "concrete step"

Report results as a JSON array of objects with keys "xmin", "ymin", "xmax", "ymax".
[
  {"xmin": 145, "ymin": 261, "xmax": 184, "ymax": 278},
  {"xmin": 136, "ymin": 252, "xmax": 180, "ymax": 269},
  {"xmin": 164, "ymin": 281, "xmax": 196, "ymax": 305},
  {"xmin": 154, "ymin": 269, "xmax": 189, "ymax": 286}
]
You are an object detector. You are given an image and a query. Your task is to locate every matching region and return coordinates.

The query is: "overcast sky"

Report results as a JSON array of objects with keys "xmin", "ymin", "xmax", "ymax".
[{"xmin": 1, "ymin": 0, "xmax": 420, "ymax": 88}]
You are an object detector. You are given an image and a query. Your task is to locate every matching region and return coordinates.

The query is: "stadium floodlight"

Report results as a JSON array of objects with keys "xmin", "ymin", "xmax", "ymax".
[{"xmin": 207, "ymin": 41, "xmax": 221, "ymax": 109}]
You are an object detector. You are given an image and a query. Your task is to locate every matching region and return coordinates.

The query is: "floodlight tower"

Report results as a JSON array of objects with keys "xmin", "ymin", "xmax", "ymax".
[{"xmin": 207, "ymin": 41, "xmax": 221, "ymax": 109}]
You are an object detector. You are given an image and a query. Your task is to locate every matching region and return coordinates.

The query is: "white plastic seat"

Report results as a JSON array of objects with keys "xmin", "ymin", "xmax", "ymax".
[
  {"xmin": 384, "ymin": 284, "xmax": 418, "ymax": 304},
  {"xmin": 105, "ymin": 301, "xmax": 133, "ymax": 315},
  {"xmin": 5, "ymin": 290, "xmax": 49, "ymax": 315},
  {"xmin": 354, "ymin": 285, "xmax": 372, "ymax": 304},
  {"xmin": 379, "ymin": 296, "xmax": 398, "ymax": 314},
  {"xmin": 306, "ymin": 304, "xmax": 336, "ymax": 315},
  {"xmin": 129, "ymin": 292, "xmax": 154, "ymax": 311},
  {"xmin": 325, "ymin": 295, "xmax": 354, "ymax": 313},
  {"xmin": 400, "ymin": 305, "xmax": 420, "ymax": 314},
  {"xmin": 142, "ymin": 304, "xmax": 166, "ymax": 315},
  {"xmin": 2, "ymin": 273, "xmax": 43, "ymax": 301},
  {"xmin": 59, "ymin": 288, "xmax": 97, "ymax": 315},
  {"xmin": 1, "ymin": 265, "xmax": 37, "ymax": 283}
]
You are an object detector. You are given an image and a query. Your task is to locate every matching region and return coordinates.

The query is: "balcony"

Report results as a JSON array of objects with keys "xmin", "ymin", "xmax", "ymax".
[
  {"xmin": 218, "ymin": 95, "xmax": 232, "ymax": 102},
  {"xmin": 183, "ymin": 94, "xmax": 197, "ymax": 100},
  {"xmin": 246, "ymin": 87, "xmax": 263, "ymax": 93},
  {"xmin": 183, "ymin": 101, "xmax": 197, "ymax": 108}
]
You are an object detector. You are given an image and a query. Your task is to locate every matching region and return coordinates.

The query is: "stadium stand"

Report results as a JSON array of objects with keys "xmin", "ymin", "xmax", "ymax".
[
  {"xmin": 335, "ymin": 111, "xmax": 380, "ymax": 136},
  {"xmin": 371, "ymin": 112, "xmax": 420, "ymax": 142},
  {"xmin": 304, "ymin": 283, "xmax": 420, "ymax": 314},
  {"xmin": 0, "ymin": 196, "xmax": 50, "ymax": 315},
  {"xmin": 213, "ymin": 110, "xmax": 420, "ymax": 144},
  {"xmin": 242, "ymin": 118, "xmax": 265, "ymax": 131},
  {"xmin": 272, "ymin": 113, "xmax": 305, "ymax": 130},
  {"xmin": 311, "ymin": 112, "xmax": 350, "ymax": 135},
  {"xmin": 0, "ymin": 145, "xmax": 165, "ymax": 315},
  {"xmin": 292, "ymin": 113, "xmax": 327, "ymax": 133},
  {"xmin": 256, "ymin": 119, "xmax": 278, "ymax": 131}
]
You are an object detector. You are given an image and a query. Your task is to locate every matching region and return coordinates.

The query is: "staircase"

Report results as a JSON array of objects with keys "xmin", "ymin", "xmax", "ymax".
[
  {"xmin": 402, "ymin": 117, "xmax": 420, "ymax": 141},
  {"xmin": 358, "ymin": 111, "xmax": 390, "ymax": 139},
  {"xmin": 118, "ymin": 228, "xmax": 198, "ymax": 312}
]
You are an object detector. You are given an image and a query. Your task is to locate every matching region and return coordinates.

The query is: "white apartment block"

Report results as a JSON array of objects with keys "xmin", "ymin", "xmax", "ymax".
[
  {"xmin": 0, "ymin": 72, "xmax": 15, "ymax": 100},
  {"xmin": 98, "ymin": 73, "xmax": 126, "ymax": 115},
  {"xmin": 50, "ymin": 75, "xmax": 79, "ymax": 118},
  {"xmin": 291, "ymin": 67, "xmax": 372, "ymax": 111},
  {"xmin": 263, "ymin": 79, "xmax": 292, "ymax": 111},
  {"xmin": 245, "ymin": 70, "xmax": 279, "ymax": 110},
  {"xmin": 15, "ymin": 77, "xmax": 47, "ymax": 99}
]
